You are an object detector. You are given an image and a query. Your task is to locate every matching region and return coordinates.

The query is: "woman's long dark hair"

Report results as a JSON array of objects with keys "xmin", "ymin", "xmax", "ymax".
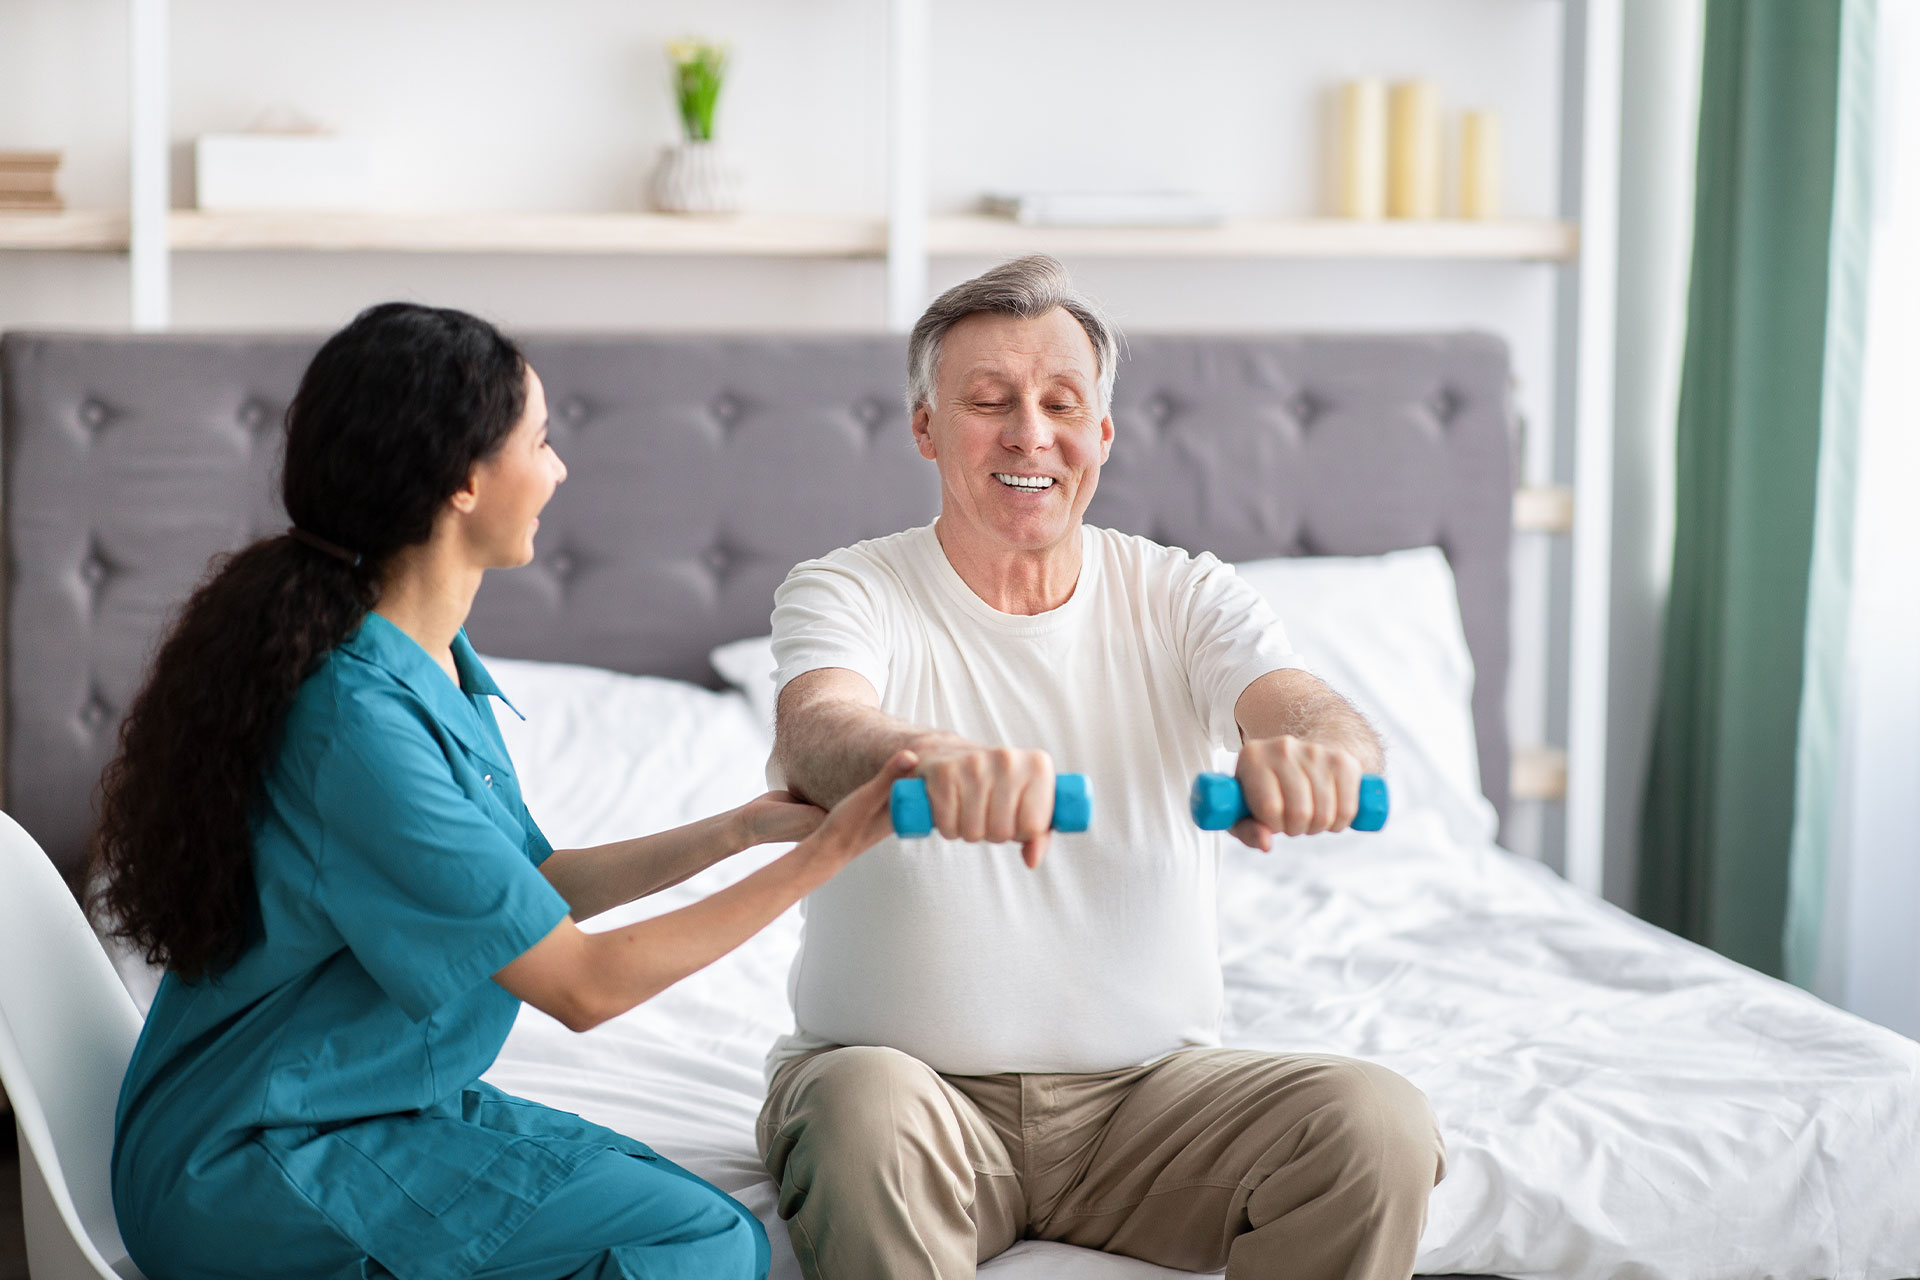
[{"xmin": 92, "ymin": 303, "xmax": 529, "ymax": 980}]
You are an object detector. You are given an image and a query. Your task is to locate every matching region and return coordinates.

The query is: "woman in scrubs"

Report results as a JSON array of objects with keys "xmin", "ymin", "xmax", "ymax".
[{"xmin": 91, "ymin": 303, "xmax": 912, "ymax": 1280}]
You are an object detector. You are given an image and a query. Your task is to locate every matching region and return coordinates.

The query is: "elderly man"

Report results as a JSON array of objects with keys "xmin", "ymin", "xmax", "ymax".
[{"xmin": 757, "ymin": 256, "xmax": 1444, "ymax": 1280}]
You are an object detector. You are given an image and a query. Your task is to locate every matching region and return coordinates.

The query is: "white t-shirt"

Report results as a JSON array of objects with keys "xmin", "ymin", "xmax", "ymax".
[{"xmin": 768, "ymin": 523, "xmax": 1302, "ymax": 1077}]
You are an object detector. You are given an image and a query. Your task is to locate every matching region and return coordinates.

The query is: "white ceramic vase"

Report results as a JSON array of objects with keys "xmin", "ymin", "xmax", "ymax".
[{"xmin": 650, "ymin": 140, "xmax": 739, "ymax": 214}]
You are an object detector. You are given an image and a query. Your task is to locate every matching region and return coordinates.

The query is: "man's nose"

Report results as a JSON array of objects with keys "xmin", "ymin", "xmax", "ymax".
[{"xmin": 1001, "ymin": 398, "xmax": 1054, "ymax": 452}]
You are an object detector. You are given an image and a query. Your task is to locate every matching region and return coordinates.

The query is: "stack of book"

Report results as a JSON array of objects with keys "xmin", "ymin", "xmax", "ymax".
[{"xmin": 0, "ymin": 151, "xmax": 63, "ymax": 211}]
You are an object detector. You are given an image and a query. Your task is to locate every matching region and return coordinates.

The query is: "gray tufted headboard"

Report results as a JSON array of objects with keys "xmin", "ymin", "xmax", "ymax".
[{"xmin": 2, "ymin": 330, "xmax": 1513, "ymax": 880}]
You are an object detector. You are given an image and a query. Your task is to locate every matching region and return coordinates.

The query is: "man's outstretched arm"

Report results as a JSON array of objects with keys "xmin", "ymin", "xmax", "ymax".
[
  {"xmin": 775, "ymin": 668, "xmax": 951, "ymax": 809},
  {"xmin": 1229, "ymin": 667, "xmax": 1385, "ymax": 848},
  {"xmin": 775, "ymin": 667, "xmax": 1057, "ymax": 867}
]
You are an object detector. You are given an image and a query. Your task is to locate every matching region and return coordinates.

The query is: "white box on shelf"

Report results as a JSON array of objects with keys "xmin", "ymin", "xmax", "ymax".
[{"xmin": 194, "ymin": 134, "xmax": 376, "ymax": 211}]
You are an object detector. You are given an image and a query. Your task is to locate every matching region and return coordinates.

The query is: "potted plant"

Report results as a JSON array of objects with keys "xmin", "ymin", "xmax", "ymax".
[{"xmin": 651, "ymin": 39, "xmax": 738, "ymax": 214}]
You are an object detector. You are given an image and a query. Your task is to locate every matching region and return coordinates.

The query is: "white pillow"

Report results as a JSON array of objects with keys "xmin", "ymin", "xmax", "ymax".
[
  {"xmin": 482, "ymin": 655, "xmax": 773, "ymax": 856},
  {"xmin": 708, "ymin": 634, "xmax": 779, "ymax": 731},
  {"xmin": 1230, "ymin": 547, "xmax": 1496, "ymax": 844}
]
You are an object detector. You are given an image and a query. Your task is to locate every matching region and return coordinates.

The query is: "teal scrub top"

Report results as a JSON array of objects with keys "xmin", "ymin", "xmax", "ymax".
[{"xmin": 111, "ymin": 614, "xmax": 651, "ymax": 1280}]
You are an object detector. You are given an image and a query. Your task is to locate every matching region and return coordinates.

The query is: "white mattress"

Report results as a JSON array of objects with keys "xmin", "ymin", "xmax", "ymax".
[{"xmin": 476, "ymin": 660, "xmax": 1920, "ymax": 1280}]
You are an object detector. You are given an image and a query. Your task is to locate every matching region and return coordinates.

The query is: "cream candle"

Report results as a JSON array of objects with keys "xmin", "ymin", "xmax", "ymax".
[
  {"xmin": 1388, "ymin": 79, "xmax": 1440, "ymax": 219},
  {"xmin": 1336, "ymin": 78, "xmax": 1387, "ymax": 219},
  {"xmin": 1460, "ymin": 110, "xmax": 1503, "ymax": 219}
]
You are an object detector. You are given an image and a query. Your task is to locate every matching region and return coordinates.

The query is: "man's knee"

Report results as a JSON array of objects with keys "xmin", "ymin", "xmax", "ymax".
[
  {"xmin": 783, "ymin": 1046, "xmax": 956, "ymax": 1152},
  {"xmin": 763, "ymin": 1047, "xmax": 968, "ymax": 1210},
  {"xmin": 1283, "ymin": 1059, "xmax": 1445, "ymax": 1201}
]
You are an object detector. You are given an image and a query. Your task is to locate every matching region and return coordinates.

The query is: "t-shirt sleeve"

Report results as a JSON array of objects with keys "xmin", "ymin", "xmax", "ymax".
[
  {"xmin": 770, "ymin": 554, "xmax": 892, "ymax": 702},
  {"xmin": 310, "ymin": 696, "xmax": 572, "ymax": 1022},
  {"xmin": 1173, "ymin": 553, "xmax": 1308, "ymax": 750}
]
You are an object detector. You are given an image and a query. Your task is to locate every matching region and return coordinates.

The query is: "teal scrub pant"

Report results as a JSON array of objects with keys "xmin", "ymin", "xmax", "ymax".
[{"xmin": 462, "ymin": 1150, "xmax": 770, "ymax": 1280}]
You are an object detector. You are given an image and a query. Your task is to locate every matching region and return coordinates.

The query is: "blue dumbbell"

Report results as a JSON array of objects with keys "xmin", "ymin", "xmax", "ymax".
[
  {"xmin": 890, "ymin": 774, "xmax": 1092, "ymax": 838},
  {"xmin": 1189, "ymin": 772, "xmax": 1390, "ymax": 832}
]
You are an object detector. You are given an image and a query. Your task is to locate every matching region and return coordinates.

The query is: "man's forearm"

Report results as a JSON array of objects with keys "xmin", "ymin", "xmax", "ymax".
[
  {"xmin": 775, "ymin": 693, "xmax": 958, "ymax": 809},
  {"xmin": 1235, "ymin": 668, "xmax": 1386, "ymax": 774}
]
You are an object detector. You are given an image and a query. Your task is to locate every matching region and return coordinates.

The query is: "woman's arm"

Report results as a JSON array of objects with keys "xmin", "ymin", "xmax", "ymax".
[
  {"xmin": 536, "ymin": 791, "xmax": 825, "ymax": 922},
  {"xmin": 495, "ymin": 751, "xmax": 913, "ymax": 1031}
]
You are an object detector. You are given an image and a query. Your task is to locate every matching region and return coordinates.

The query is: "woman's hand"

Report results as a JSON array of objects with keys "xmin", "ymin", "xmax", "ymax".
[
  {"xmin": 802, "ymin": 750, "xmax": 919, "ymax": 869},
  {"xmin": 739, "ymin": 790, "xmax": 828, "ymax": 847}
]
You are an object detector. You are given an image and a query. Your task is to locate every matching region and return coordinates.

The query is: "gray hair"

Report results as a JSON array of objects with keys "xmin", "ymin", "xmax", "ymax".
[{"xmin": 905, "ymin": 255, "xmax": 1121, "ymax": 415}]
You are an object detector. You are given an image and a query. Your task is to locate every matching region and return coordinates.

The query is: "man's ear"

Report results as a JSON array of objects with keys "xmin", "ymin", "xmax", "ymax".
[
  {"xmin": 1099, "ymin": 411, "xmax": 1114, "ymax": 464},
  {"xmin": 911, "ymin": 403, "xmax": 937, "ymax": 461}
]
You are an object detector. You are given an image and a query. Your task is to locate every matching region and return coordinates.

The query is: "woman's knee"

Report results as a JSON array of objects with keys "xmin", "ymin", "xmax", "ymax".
[
  {"xmin": 598, "ymin": 1207, "xmax": 763, "ymax": 1280},
  {"xmin": 704, "ymin": 1207, "xmax": 769, "ymax": 1280}
]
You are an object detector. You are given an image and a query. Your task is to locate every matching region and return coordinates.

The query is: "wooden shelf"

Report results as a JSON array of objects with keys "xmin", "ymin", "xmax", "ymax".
[
  {"xmin": 929, "ymin": 215, "xmax": 1579, "ymax": 262},
  {"xmin": 166, "ymin": 211, "xmax": 886, "ymax": 256},
  {"xmin": 0, "ymin": 211, "xmax": 887, "ymax": 256},
  {"xmin": 1514, "ymin": 484, "xmax": 1575, "ymax": 534},
  {"xmin": 1512, "ymin": 746, "xmax": 1569, "ymax": 803},
  {"xmin": 4, "ymin": 210, "xmax": 1578, "ymax": 263},
  {"xmin": 0, "ymin": 210, "xmax": 130, "ymax": 250}
]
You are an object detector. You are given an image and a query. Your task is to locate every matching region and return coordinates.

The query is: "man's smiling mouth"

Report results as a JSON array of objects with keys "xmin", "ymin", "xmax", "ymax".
[{"xmin": 994, "ymin": 473, "xmax": 1056, "ymax": 491}]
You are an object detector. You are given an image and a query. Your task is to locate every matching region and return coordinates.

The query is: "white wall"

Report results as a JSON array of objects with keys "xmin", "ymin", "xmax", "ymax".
[{"xmin": 0, "ymin": 0, "xmax": 1577, "ymax": 859}]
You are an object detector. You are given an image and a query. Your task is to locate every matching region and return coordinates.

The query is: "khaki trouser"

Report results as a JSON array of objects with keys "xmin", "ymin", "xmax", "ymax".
[{"xmin": 757, "ymin": 1044, "xmax": 1445, "ymax": 1280}]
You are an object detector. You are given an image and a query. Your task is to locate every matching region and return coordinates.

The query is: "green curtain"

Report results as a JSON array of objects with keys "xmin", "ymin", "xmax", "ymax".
[{"xmin": 1640, "ymin": 0, "xmax": 1876, "ymax": 979}]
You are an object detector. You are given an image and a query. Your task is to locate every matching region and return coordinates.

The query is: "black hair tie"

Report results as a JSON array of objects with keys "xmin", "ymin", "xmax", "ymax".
[{"xmin": 287, "ymin": 526, "xmax": 363, "ymax": 568}]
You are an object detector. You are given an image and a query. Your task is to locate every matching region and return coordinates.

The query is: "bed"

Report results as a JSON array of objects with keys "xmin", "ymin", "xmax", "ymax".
[{"xmin": 3, "ymin": 329, "xmax": 1916, "ymax": 1280}]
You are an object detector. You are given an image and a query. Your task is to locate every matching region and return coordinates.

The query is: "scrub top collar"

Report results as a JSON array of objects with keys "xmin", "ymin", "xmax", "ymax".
[{"xmin": 340, "ymin": 614, "xmax": 523, "ymax": 770}]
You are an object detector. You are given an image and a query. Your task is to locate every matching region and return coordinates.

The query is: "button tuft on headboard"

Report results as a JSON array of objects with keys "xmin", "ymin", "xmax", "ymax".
[
  {"xmin": 854, "ymin": 398, "xmax": 892, "ymax": 439},
  {"xmin": 710, "ymin": 393, "xmax": 745, "ymax": 436},
  {"xmin": 1427, "ymin": 385, "xmax": 1464, "ymax": 428},
  {"xmin": 79, "ymin": 693, "xmax": 111, "ymax": 730},
  {"xmin": 1287, "ymin": 389, "xmax": 1324, "ymax": 429},
  {"xmin": 237, "ymin": 398, "xmax": 271, "ymax": 433},
  {"xmin": 78, "ymin": 398, "xmax": 112, "ymax": 433}
]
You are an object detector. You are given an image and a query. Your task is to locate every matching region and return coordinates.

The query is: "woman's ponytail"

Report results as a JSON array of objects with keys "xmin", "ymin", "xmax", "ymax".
[
  {"xmin": 91, "ymin": 303, "xmax": 527, "ymax": 979},
  {"xmin": 94, "ymin": 536, "xmax": 375, "ymax": 978}
]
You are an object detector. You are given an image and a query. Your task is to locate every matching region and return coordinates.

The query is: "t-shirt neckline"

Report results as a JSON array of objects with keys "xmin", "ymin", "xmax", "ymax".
[{"xmin": 914, "ymin": 522, "xmax": 1096, "ymax": 636}]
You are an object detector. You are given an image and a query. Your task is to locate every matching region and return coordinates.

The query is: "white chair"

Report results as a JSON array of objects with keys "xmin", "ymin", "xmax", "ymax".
[{"xmin": 0, "ymin": 810, "xmax": 146, "ymax": 1280}]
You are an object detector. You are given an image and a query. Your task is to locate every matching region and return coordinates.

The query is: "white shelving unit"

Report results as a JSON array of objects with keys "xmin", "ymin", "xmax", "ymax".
[
  {"xmin": 1554, "ymin": 0, "xmax": 1621, "ymax": 892},
  {"xmin": 0, "ymin": 212, "xmax": 1577, "ymax": 261},
  {"xmin": 926, "ymin": 215, "xmax": 1578, "ymax": 261},
  {"xmin": 1, "ymin": 0, "xmax": 1619, "ymax": 872}
]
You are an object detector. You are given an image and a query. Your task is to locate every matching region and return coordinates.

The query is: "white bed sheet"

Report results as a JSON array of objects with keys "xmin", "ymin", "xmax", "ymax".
[{"xmin": 481, "ymin": 658, "xmax": 1920, "ymax": 1280}]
